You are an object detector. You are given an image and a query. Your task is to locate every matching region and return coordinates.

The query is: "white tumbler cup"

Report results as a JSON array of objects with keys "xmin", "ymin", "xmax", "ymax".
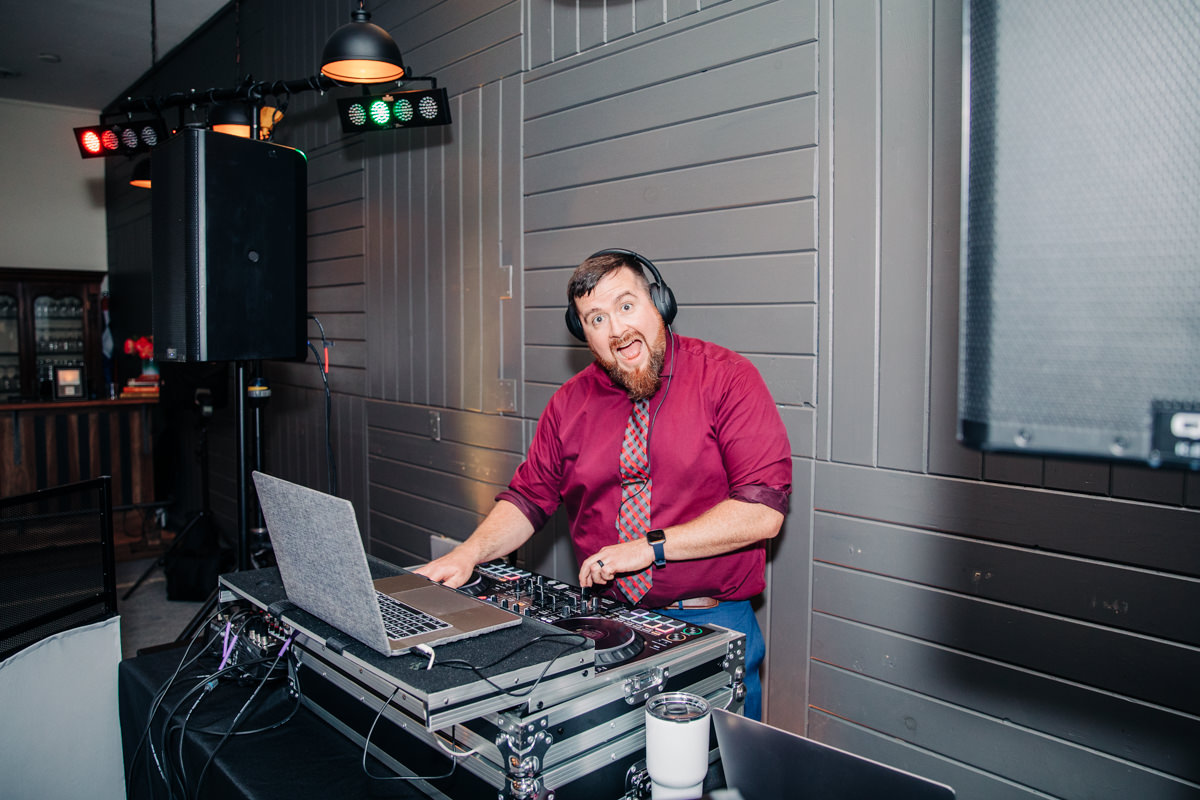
[{"xmin": 645, "ymin": 692, "xmax": 711, "ymax": 799}]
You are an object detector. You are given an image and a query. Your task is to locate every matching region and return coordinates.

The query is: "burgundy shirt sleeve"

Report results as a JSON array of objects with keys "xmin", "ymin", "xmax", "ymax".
[{"xmin": 713, "ymin": 356, "xmax": 792, "ymax": 515}]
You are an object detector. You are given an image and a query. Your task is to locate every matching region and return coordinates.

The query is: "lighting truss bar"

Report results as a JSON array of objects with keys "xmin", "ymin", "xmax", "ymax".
[
  {"xmin": 112, "ymin": 74, "xmax": 344, "ymax": 116},
  {"xmin": 337, "ymin": 87, "xmax": 451, "ymax": 133},
  {"xmin": 74, "ymin": 119, "xmax": 168, "ymax": 159}
]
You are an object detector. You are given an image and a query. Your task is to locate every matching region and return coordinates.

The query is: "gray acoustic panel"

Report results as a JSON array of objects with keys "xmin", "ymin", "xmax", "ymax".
[{"xmin": 958, "ymin": 0, "xmax": 1200, "ymax": 468}]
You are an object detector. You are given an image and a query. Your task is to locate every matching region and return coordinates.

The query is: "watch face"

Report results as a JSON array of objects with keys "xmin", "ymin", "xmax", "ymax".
[{"xmin": 648, "ymin": 530, "xmax": 665, "ymax": 544}]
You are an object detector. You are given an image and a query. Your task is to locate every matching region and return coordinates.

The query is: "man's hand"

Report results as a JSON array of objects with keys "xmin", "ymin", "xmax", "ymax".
[
  {"xmin": 578, "ymin": 537, "xmax": 654, "ymax": 588},
  {"xmin": 576, "ymin": 500, "xmax": 784, "ymax": 589},
  {"xmin": 411, "ymin": 500, "xmax": 536, "ymax": 589},
  {"xmin": 412, "ymin": 549, "xmax": 478, "ymax": 588}
]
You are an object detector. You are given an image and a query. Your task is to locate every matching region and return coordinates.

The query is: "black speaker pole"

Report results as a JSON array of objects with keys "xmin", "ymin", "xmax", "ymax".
[
  {"xmin": 236, "ymin": 361, "xmax": 250, "ymax": 571},
  {"xmin": 247, "ymin": 366, "xmax": 272, "ymax": 565}
]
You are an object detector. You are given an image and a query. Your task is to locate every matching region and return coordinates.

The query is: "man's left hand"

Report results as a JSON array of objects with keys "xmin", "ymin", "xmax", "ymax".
[{"xmin": 578, "ymin": 538, "xmax": 653, "ymax": 588}]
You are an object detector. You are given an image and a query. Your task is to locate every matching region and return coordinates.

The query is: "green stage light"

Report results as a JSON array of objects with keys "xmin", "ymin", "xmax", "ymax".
[{"xmin": 337, "ymin": 87, "xmax": 452, "ymax": 134}]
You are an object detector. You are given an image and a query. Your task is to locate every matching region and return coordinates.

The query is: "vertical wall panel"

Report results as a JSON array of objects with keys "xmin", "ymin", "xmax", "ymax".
[
  {"xmin": 480, "ymin": 83, "xmax": 505, "ymax": 416},
  {"xmin": 394, "ymin": 139, "xmax": 416, "ymax": 403},
  {"xmin": 365, "ymin": 133, "xmax": 392, "ymax": 400},
  {"xmin": 877, "ymin": 1, "xmax": 934, "ymax": 472},
  {"xmin": 828, "ymin": 0, "xmax": 881, "ymax": 466},
  {"xmin": 443, "ymin": 94, "xmax": 466, "ymax": 411},
  {"xmin": 459, "ymin": 88, "xmax": 485, "ymax": 412},
  {"xmin": 499, "ymin": 75, "xmax": 525, "ymax": 417},
  {"xmin": 927, "ymin": 0, "xmax": 979, "ymax": 479}
]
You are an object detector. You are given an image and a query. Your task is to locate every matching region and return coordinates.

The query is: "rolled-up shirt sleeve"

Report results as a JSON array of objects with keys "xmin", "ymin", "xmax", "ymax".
[{"xmin": 716, "ymin": 359, "xmax": 792, "ymax": 516}]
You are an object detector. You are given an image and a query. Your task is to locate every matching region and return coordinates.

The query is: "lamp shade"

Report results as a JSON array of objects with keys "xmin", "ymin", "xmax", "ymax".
[
  {"xmin": 209, "ymin": 103, "xmax": 254, "ymax": 138},
  {"xmin": 320, "ymin": 7, "xmax": 405, "ymax": 84},
  {"xmin": 130, "ymin": 158, "xmax": 152, "ymax": 189}
]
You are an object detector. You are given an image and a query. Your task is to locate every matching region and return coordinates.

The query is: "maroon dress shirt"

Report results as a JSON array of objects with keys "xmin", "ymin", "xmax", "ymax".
[{"xmin": 497, "ymin": 334, "xmax": 792, "ymax": 607}]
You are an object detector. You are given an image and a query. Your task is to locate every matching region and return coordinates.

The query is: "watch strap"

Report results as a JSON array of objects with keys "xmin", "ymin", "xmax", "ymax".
[{"xmin": 648, "ymin": 529, "xmax": 666, "ymax": 568}]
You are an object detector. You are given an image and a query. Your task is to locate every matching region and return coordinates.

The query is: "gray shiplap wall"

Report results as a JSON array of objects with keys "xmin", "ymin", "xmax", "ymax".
[
  {"xmin": 810, "ymin": 2, "xmax": 1200, "ymax": 798},
  {"xmin": 102, "ymin": 0, "xmax": 1199, "ymax": 797}
]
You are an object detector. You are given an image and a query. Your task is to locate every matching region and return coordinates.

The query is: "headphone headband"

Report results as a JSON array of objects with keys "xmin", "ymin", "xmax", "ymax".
[{"xmin": 565, "ymin": 248, "xmax": 678, "ymax": 341}]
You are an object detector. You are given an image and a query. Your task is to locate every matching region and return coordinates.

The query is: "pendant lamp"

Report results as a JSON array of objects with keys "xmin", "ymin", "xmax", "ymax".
[
  {"xmin": 130, "ymin": 158, "xmax": 152, "ymax": 189},
  {"xmin": 321, "ymin": 4, "xmax": 406, "ymax": 84},
  {"xmin": 210, "ymin": 103, "xmax": 254, "ymax": 138}
]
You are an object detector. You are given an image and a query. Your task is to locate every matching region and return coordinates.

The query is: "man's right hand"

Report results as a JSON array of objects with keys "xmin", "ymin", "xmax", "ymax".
[
  {"xmin": 411, "ymin": 500, "xmax": 536, "ymax": 588},
  {"xmin": 412, "ymin": 549, "xmax": 479, "ymax": 588}
]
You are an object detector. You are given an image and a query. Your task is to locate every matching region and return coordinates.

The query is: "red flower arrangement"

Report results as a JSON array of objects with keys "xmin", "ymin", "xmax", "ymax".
[{"xmin": 124, "ymin": 335, "xmax": 154, "ymax": 360}]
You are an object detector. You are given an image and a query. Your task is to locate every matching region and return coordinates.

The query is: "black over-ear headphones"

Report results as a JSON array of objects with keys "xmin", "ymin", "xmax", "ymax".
[{"xmin": 565, "ymin": 248, "xmax": 678, "ymax": 342}]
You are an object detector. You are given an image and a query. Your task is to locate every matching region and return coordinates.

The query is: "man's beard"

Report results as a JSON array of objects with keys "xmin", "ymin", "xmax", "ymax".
[{"xmin": 594, "ymin": 325, "xmax": 667, "ymax": 401}]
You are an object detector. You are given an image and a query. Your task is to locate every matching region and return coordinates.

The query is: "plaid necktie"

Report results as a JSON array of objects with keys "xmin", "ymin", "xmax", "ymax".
[{"xmin": 615, "ymin": 399, "xmax": 653, "ymax": 603}]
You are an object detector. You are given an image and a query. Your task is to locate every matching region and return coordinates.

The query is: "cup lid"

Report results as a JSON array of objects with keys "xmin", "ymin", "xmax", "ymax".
[{"xmin": 646, "ymin": 692, "xmax": 710, "ymax": 722}]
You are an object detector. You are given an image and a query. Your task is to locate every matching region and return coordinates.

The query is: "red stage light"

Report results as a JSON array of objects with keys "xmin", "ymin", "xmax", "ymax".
[
  {"xmin": 80, "ymin": 130, "xmax": 103, "ymax": 155},
  {"xmin": 73, "ymin": 120, "xmax": 168, "ymax": 159}
]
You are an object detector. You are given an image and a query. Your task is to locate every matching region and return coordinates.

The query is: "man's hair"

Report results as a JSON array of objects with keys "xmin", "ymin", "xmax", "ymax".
[{"xmin": 567, "ymin": 251, "xmax": 650, "ymax": 303}]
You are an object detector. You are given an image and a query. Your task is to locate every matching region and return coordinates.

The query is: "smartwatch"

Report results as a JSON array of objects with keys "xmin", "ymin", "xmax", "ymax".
[{"xmin": 647, "ymin": 529, "xmax": 666, "ymax": 568}]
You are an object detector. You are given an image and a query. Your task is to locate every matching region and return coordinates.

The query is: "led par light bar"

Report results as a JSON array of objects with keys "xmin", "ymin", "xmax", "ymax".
[
  {"xmin": 337, "ymin": 87, "xmax": 451, "ymax": 133},
  {"xmin": 74, "ymin": 120, "xmax": 168, "ymax": 159}
]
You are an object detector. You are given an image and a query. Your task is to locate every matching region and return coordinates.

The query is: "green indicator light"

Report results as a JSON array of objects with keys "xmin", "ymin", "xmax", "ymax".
[
  {"xmin": 394, "ymin": 98, "xmax": 414, "ymax": 123},
  {"xmin": 369, "ymin": 100, "xmax": 391, "ymax": 126}
]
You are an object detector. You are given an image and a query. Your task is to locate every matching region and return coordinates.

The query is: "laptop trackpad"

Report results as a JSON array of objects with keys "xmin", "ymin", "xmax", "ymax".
[{"xmin": 382, "ymin": 582, "xmax": 484, "ymax": 616}]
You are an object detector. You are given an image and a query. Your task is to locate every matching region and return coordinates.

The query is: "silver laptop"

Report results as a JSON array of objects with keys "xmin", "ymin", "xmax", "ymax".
[
  {"xmin": 252, "ymin": 471, "xmax": 522, "ymax": 657},
  {"xmin": 712, "ymin": 708, "xmax": 955, "ymax": 799}
]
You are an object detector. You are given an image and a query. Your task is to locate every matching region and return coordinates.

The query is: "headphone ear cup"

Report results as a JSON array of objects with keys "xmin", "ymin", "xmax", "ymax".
[
  {"xmin": 651, "ymin": 283, "xmax": 678, "ymax": 326},
  {"xmin": 565, "ymin": 306, "xmax": 586, "ymax": 342}
]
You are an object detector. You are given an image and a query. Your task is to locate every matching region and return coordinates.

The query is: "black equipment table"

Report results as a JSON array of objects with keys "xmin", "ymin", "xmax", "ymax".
[
  {"xmin": 119, "ymin": 643, "xmax": 470, "ymax": 800},
  {"xmin": 119, "ymin": 644, "xmax": 731, "ymax": 800},
  {"xmin": 121, "ymin": 553, "xmax": 742, "ymax": 800}
]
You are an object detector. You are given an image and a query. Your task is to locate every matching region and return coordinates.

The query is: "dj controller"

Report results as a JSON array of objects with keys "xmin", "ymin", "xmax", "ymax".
[
  {"xmin": 462, "ymin": 561, "xmax": 723, "ymax": 671},
  {"xmin": 219, "ymin": 558, "xmax": 744, "ymax": 799}
]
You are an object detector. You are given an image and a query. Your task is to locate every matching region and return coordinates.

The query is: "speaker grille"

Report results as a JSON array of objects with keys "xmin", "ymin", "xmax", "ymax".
[
  {"xmin": 151, "ymin": 128, "xmax": 307, "ymax": 363},
  {"xmin": 959, "ymin": 0, "xmax": 1200, "ymax": 463}
]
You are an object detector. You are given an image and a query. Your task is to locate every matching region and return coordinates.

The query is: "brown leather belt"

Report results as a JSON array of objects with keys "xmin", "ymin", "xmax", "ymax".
[{"xmin": 665, "ymin": 596, "xmax": 720, "ymax": 610}]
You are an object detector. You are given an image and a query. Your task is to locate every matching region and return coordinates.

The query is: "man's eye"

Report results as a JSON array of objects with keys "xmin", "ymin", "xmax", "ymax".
[
  {"xmin": 621, "ymin": 303, "xmax": 633, "ymax": 312},
  {"xmin": 591, "ymin": 314, "xmax": 605, "ymax": 326}
]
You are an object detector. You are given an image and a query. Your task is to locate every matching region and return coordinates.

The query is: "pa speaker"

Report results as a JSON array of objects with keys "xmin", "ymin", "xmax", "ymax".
[
  {"xmin": 957, "ymin": 0, "xmax": 1200, "ymax": 469},
  {"xmin": 152, "ymin": 127, "xmax": 307, "ymax": 363}
]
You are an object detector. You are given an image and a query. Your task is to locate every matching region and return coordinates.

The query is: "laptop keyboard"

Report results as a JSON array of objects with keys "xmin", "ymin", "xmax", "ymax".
[{"xmin": 376, "ymin": 591, "xmax": 452, "ymax": 639}]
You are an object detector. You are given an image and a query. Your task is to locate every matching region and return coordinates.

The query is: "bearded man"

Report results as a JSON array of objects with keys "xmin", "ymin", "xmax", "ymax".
[{"xmin": 415, "ymin": 249, "xmax": 792, "ymax": 720}]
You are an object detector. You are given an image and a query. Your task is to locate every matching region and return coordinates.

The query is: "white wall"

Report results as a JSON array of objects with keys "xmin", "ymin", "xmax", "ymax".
[{"xmin": 0, "ymin": 99, "xmax": 107, "ymax": 272}]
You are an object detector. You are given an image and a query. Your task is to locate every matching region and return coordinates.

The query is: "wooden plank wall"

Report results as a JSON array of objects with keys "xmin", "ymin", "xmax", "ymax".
[
  {"xmin": 101, "ymin": 0, "xmax": 1200, "ymax": 797},
  {"xmin": 811, "ymin": 1, "xmax": 1200, "ymax": 797}
]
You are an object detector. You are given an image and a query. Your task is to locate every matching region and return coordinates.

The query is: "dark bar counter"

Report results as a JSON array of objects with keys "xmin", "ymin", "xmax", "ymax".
[{"xmin": 0, "ymin": 397, "xmax": 156, "ymax": 506}]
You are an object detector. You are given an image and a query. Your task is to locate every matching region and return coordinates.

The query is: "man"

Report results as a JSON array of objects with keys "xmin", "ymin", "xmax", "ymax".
[{"xmin": 416, "ymin": 250, "xmax": 791, "ymax": 719}]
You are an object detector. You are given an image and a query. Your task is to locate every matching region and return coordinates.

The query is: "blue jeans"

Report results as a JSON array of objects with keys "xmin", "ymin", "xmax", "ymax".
[{"xmin": 659, "ymin": 600, "xmax": 765, "ymax": 721}]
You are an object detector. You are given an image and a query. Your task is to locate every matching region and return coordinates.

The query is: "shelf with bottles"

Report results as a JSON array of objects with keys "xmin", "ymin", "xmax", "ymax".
[
  {"xmin": 0, "ymin": 293, "xmax": 19, "ymax": 399},
  {"xmin": 0, "ymin": 269, "xmax": 103, "ymax": 401}
]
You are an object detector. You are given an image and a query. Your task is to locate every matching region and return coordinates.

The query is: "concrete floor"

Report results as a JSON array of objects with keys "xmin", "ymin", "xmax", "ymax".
[{"xmin": 115, "ymin": 556, "xmax": 207, "ymax": 659}]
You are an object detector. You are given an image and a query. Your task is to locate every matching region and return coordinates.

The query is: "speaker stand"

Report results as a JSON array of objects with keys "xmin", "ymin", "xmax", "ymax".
[
  {"xmin": 124, "ymin": 400, "xmax": 215, "ymax": 602},
  {"xmin": 236, "ymin": 361, "xmax": 251, "ymax": 571},
  {"xmin": 121, "ymin": 510, "xmax": 203, "ymax": 601}
]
